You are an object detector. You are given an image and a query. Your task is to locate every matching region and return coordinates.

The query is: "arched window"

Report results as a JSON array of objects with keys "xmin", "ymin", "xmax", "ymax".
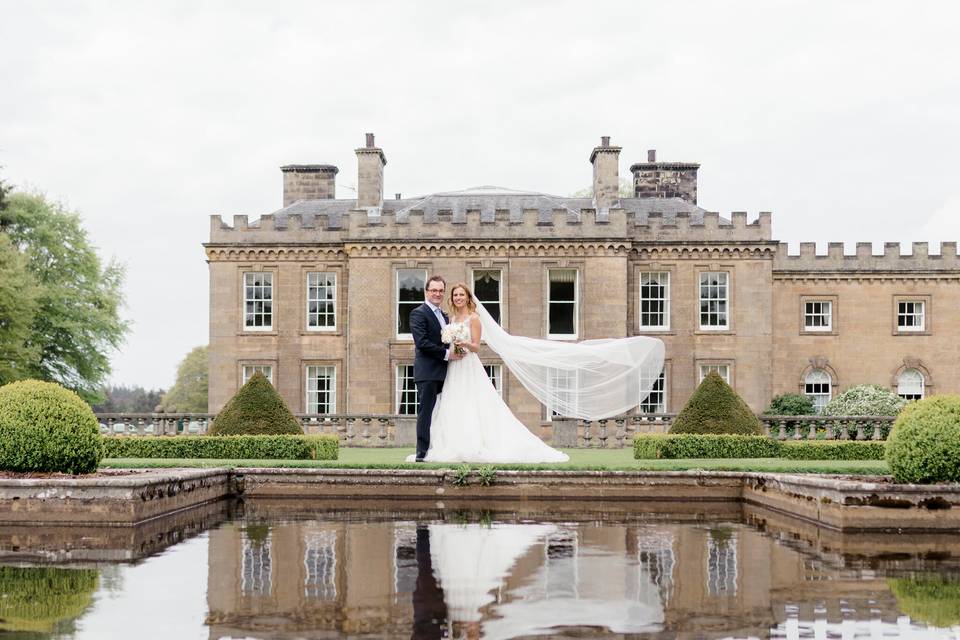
[
  {"xmin": 804, "ymin": 369, "xmax": 832, "ymax": 414},
  {"xmin": 897, "ymin": 368, "xmax": 924, "ymax": 401}
]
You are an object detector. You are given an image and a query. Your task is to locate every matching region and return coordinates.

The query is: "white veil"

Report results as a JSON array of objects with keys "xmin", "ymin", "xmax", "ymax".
[{"xmin": 473, "ymin": 300, "xmax": 665, "ymax": 420}]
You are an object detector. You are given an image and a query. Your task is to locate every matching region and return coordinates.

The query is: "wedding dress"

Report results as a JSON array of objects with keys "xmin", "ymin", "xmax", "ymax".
[{"xmin": 421, "ymin": 321, "xmax": 569, "ymax": 463}]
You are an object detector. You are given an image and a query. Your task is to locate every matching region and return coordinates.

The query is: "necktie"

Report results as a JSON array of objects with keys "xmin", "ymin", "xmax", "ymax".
[{"xmin": 433, "ymin": 307, "xmax": 446, "ymax": 328}]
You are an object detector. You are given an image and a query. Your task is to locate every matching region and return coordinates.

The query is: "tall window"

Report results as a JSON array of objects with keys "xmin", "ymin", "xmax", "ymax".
[
  {"xmin": 639, "ymin": 272, "xmax": 670, "ymax": 330},
  {"xmin": 242, "ymin": 365, "xmax": 273, "ymax": 385},
  {"xmin": 803, "ymin": 301, "xmax": 832, "ymax": 332},
  {"xmin": 241, "ymin": 530, "xmax": 272, "ymax": 596},
  {"xmin": 483, "ymin": 364, "xmax": 503, "ymax": 397},
  {"xmin": 706, "ymin": 530, "xmax": 738, "ymax": 596},
  {"xmin": 303, "ymin": 530, "xmax": 337, "ymax": 599},
  {"xmin": 897, "ymin": 369, "xmax": 924, "ymax": 401},
  {"xmin": 396, "ymin": 364, "xmax": 417, "ymax": 415},
  {"xmin": 307, "ymin": 272, "xmax": 336, "ymax": 330},
  {"xmin": 244, "ymin": 272, "xmax": 273, "ymax": 330},
  {"xmin": 473, "ymin": 269, "xmax": 503, "ymax": 324},
  {"xmin": 804, "ymin": 369, "xmax": 832, "ymax": 413},
  {"xmin": 639, "ymin": 370, "xmax": 666, "ymax": 413},
  {"xmin": 397, "ymin": 269, "xmax": 427, "ymax": 338},
  {"xmin": 897, "ymin": 301, "xmax": 925, "ymax": 332},
  {"xmin": 393, "ymin": 524, "xmax": 419, "ymax": 595},
  {"xmin": 699, "ymin": 364, "xmax": 730, "ymax": 385},
  {"xmin": 699, "ymin": 272, "xmax": 729, "ymax": 330},
  {"xmin": 547, "ymin": 367, "xmax": 577, "ymax": 419},
  {"xmin": 548, "ymin": 269, "xmax": 578, "ymax": 339},
  {"xmin": 306, "ymin": 366, "xmax": 336, "ymax": 414}
]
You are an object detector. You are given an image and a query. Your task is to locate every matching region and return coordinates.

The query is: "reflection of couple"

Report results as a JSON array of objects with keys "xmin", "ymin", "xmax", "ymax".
[{"xmin": 408, "ymin": 274, "xmax": 665, "ymax": 463}]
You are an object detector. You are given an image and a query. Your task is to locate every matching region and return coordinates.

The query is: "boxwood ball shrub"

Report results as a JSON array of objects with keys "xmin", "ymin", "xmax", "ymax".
[
  {"xmin": 0, "ymin": 379, "xmax": 103, "ymax": 474},
  {"xmin": 886, "ymin": 394, "xmax": 960, "ymax": 484},
  {"xmin": 669, "ymin": 372, "xmax": 763, "ymax": 435},
  {"xmin": 209, "ymin": 372, "xmax": 302, "ymax": 436}
]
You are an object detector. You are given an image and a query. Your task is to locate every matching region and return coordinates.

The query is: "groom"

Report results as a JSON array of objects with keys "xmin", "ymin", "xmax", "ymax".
[{"xmin": 410, "ymin": 275, "xmax": 462, "ymax": 461}]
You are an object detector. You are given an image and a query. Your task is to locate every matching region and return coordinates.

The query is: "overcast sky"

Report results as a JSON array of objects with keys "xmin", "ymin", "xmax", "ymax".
[{"xmin": 1, "ymin": 1, "xmax": 958, "ymax": 390}]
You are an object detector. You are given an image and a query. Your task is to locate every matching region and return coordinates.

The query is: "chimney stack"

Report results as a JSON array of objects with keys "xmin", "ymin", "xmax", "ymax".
[
  {"xmin": 630, "ymin": 150, "xmax": 699, "ymax": 203},
  {"xmin": 589, "ymin": 135, "xmax": 621, "ymax": 211},
  {"xmin": 280, "ymin": 164, "xmax": 338, "ymax": 207},
  {"xmin": 356, "ymin": 132, "xmax": 387, "ymax": 210}
]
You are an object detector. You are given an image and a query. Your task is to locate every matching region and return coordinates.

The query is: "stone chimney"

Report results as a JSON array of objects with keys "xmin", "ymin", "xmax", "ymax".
[
  {"xmin": 280, "ymin": 164, "xmax": 338, "ymax": 207},
  {"xmin": 630, "ymin": 150, "xmax": 700, "ymax": 204},
  {"xmin": 589, "ymin": 136, "xmax": 621, "ymax": 211},
  {"xmin": 355, "ymin": 133, "xmax": 387, "ymax": 210}
]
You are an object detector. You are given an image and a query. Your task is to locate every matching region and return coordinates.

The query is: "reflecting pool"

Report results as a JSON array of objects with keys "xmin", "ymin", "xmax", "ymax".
[{"xmin": 2, "ymin": 500, "xmax": 960, "ymax": 639}]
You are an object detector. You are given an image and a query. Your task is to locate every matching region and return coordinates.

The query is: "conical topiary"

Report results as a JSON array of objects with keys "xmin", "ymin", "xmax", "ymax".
[
  {"xmin": 209, "ymin": 372, "xmax": 302, "ymax": 436},
  {"xmin": 668, "ymin": 372, "xmax": 763, "ymax": 435}
]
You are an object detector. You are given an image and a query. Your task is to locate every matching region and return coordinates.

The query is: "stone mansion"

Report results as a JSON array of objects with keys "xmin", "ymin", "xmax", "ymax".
[{"xmin": 205, "ymin": 134, "xmax": 960, "ymax": 431}]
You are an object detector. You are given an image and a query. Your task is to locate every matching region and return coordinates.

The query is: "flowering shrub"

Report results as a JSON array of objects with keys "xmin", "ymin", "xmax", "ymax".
[{"xmin": 823, "ymin": 384, "xmax": 906, "ymax": 417}]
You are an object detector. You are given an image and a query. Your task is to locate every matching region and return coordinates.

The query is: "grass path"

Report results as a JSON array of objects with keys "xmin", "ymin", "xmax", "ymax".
[{"xmin": 102, "ymin": 447, "xmax": 889, "ymax": 475}]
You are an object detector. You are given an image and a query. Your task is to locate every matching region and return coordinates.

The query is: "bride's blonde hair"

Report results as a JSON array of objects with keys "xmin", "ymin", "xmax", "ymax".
[{"xmin": 447, "ymin": 282, "xmax": 477, "ymax": 315}]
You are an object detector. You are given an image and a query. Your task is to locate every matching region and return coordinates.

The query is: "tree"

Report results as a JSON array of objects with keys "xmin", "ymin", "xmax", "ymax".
[
  {"xmin": 0, "ymin": 192, "xmax": 128, "ymax": 402},
  {"xmin": 0, "ymin": 234, "xmax": 39, "ymax": 385},
  {"xmin": 763, "ymin": 393, "xmax": 815, "ymax": 416},
  {"xmin": 160, "ymin": 346, "xmax": 208, "ymax": 412},
  {"xmin": 209, "ymin": 372, "xmax": 301, "ymax": 435},
  {"xmin": 669, "ymin": 372, "xmax": 764, "ymax": 435},
  {"xmin": 570, "ymin": 178, "xmax": 635, "ymax": 199},
  {"xmin": 91, "ymin": 385, "xmax": 166, "ymax": 413}
]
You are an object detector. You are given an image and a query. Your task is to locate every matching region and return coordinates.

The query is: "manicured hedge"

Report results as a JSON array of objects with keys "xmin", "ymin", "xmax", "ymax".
[
  {"xmin": 780, "ymin": 440, "xmax": 886, "ymax": 460},
  {"xmin": 886, "ymin": 394, "xmax": 960, "ymax": 484},
  {"xmin": 102, "ymin": 434, "xmax": 338, "ymax": 460},
  {"xmin": 0, "ymin": 379, "xmax": 103, "ymax": 474},
  {"xmin": 209, "ymin": 372, "xmax": 302, "ymax": 436},
  {"xmin": 669, "ymin": 372, "xmax": 764, "ymax": 435},
  {"xmin": 634, "ymin": 434, "xmax": 780, "ymax": 459},
  {"xmin": 634, "ymin": 434, "xmax": 885, "ymax": 460}
]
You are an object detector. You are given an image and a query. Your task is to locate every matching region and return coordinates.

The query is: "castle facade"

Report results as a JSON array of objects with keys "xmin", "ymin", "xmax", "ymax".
[{"xmin": 205, "ymin": 134, "xmax": 960, "ymax": 433}]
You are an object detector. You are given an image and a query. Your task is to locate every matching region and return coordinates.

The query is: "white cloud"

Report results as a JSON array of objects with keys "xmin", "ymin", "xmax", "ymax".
[{"xmin": 1, "ymin": 0, "xmax": 959, "ymax": 388}]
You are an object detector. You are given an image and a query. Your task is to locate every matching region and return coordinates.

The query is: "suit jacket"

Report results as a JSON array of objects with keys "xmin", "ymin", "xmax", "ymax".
[{"xmin": 410, "ymin": 303, "xmax": 449, "ymax": 382}]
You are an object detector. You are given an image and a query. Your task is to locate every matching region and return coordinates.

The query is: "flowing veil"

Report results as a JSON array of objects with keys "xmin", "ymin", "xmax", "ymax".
[{"xmin": 473, "ymin": 299, "xmax": 665, "ymax": 420}]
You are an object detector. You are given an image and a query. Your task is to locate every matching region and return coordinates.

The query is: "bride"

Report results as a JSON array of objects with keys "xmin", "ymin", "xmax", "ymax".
[{"xmin": 412, "ymin": 282, "xmax": 664, "ymax": 464}]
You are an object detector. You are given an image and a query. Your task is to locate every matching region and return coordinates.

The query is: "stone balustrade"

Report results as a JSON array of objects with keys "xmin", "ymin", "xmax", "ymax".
[{"xmin": 94, "ymin": 412, "xmax": 896, "ymax": 448}]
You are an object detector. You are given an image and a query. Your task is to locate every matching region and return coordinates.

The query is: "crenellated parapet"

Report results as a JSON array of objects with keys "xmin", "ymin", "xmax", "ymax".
[
  {"xmin": 775, "ymin": 241, "xmax": 960, "ymax": 274},
  {"xmin": 206, "ymin": 202, "xmax": 773, "ymax": 248}
]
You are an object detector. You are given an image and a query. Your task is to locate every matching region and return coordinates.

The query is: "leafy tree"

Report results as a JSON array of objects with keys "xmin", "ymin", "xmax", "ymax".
[
  {"xmin": 91, "ymin": 385, "xmax": 165, "ymax": 413},
  {"xmin": 159, "ymin": 346, "xmax": 208, "ymax": 412},
  {"xmin": 0, "ymin": 234, "xmax": 39, "ymax": 385},
  {"xmin": 763, "ymin": 393, "xmax": 815, "ymax": 416},
  {"xmin": 0, "ymin": 192, "xmax": 128, "ymax": 402},
  {"xmin": 570, "ymin": 178, "xmax": 635, "ymax": 199}
]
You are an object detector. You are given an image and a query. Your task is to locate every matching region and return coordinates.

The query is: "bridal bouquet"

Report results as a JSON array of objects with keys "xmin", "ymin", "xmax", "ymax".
[{"xmin": 441, "ymin": 323, "xmax": 471, "ymax": 356}]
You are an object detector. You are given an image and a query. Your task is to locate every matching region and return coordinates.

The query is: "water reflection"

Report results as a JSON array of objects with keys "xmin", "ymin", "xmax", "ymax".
[{"xmin": 3, "ymin": 503, "xmax": 960, "ymax": 638}]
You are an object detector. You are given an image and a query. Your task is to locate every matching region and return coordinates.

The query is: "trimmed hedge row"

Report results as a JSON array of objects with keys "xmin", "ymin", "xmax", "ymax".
[
  {"xmin": 102, "ymin": 435, "xmax": 338, "ymax": 460},
  {"xmin": 634, "ymin": 434, "xmax": 886, "ymax": 460},
  {"xmin": 634, "ymin": 434, "xmax": 780, "ymax": 459},
  {"xmin": 780, "ymin": 440, "xmax": 886, "ymax": 460}
]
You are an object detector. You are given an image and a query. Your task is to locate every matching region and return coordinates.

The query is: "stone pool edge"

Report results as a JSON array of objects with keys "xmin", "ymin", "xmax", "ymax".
[{"xmin": 2, "ymin": 468, "xmax": 959, "ymax": 532}]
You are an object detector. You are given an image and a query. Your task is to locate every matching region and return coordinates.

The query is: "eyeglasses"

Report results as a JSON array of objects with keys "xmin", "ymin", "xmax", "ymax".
[{"xmin": 426, "ymin": 288, "xmax": 445, "ymax": 293}]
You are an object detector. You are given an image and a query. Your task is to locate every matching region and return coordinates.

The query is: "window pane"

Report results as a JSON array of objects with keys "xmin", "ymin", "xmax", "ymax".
[
  {"xmin": 804, "ymin": 369, "xmax": 832, "ymax": 413},
  {"xmin": 549, "ymin": 302, "xmax": 575, "ymax": 335},
  {"xmin": 473, "ymin": 270, "xmax": 502, "ymax": 324},
  {"xmin": 396, "ymin": 364, "xmax": 418, "ymax": 415},
  {"xmin": 397, "ymin": 270, "xmax": 426, "ymax": 336},
  {"xmin": 483, "ymin": 364, "xmax": 503, "ymax": 397},
  {"xmin": 306, "ymin": 366, "xmax": 336, "ymax": 414},
  {"xmin": 244, "ymin": 272, "xmax": 273, "ymax": 329},
  {"xmin": 639, "ymin": 369, "xmax": 666, "ymax": 413},
  {"xmin": 639, "ymin": 272, "xmax": 669, "ymax": 329},
  {"xmin": 307, "ymin": 272, "xmax": 336, "ymax": 329}
]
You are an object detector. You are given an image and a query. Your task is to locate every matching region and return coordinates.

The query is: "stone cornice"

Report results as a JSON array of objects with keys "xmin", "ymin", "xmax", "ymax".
[
  {"xmin": 205, "ymin": 246, "xmax": 347, "ymax": 262},
  {"xmin": 631, "ymin": 244, "xmax": 778, "ymax": 260},
  {"xmin": 773, "ymin": 271, "xmax": 960, "ymax": 283}
]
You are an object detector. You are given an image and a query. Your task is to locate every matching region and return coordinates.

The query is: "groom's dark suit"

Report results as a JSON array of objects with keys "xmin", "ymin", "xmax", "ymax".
[{"xmin": 410, "ymin": 302, "xmax": 449, "ymax": 459}]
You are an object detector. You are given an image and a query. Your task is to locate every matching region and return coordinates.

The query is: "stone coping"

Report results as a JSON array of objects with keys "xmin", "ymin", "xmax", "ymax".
[{"xmin": 2, "ymin": 468, "xmax": 959, "ymax": 531}]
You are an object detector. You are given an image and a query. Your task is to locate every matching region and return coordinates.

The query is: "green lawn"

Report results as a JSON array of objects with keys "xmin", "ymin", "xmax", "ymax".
[{"xmin": 101, "ymin": 447, "xmax": 890, "ymax": 475}]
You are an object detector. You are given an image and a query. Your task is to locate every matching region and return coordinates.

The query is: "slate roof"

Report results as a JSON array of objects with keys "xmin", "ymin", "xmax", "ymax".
[{"xmin": 254, "ymin": 185, "xmax": 711, "ymax": 228}]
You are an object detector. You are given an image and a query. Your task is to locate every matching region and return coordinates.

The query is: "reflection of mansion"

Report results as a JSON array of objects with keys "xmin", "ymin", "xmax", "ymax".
[
  {"xmin": 205, "ymin": 134, "xmax": 960, "ymax": 427},
  {"xmin": 204, "ymin": 515, "xmax": 902, "ymax": 638}
]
